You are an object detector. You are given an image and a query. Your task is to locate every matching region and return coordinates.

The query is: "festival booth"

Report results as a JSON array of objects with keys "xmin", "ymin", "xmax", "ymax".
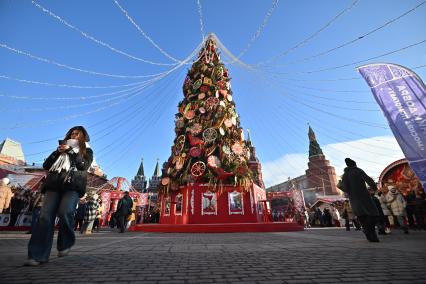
[
  {"xmin": 309, "ymin": 196, "xmax": 347, "ymax": 215},
  {"xmin": 267, "ymin": 190, "xmax": 306, "ymax": 223},
  {"xmin": 378, "ymin": 158, "xmax": 424, "ymax": 195},
  {"xmin": 98, "ymin": 190, "xmax": 147, "ymax": 226},
  {"xmin": 0, "ymin": 173, "xmax": 45, "ymax": 231}
]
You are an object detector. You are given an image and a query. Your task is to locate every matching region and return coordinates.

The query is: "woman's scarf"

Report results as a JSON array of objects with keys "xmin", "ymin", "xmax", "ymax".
[{"xmin": 49, "ymin": 140, "xmax": 90, "ymax": 173}]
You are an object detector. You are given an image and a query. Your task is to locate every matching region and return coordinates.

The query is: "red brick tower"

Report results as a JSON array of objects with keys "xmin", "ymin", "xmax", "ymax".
[{"xmin": 305, "ymin": 126, "xmax": 338, "ymax": 195}]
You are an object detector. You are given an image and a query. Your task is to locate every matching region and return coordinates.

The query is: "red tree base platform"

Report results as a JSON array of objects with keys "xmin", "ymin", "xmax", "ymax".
[{"xmin": 129, "ymin": 222, "xmax": 304, "ymax": 233}]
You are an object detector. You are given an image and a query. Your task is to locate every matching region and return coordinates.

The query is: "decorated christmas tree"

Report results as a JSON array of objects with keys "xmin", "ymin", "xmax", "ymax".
[{"xmin": 160, "ymin": 35, "xmax": 254, "ymax": 191}]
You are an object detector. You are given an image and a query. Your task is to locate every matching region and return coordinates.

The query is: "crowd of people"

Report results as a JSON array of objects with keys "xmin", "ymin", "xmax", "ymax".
[{"xmin": 306, "ymin": 184, "xmax": 425, "ymax": 235}]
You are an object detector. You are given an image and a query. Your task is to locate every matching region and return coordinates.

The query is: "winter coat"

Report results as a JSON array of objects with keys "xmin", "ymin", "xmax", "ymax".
[
  {"xmin": 84, "ymin": 199, "xmax": 99, "ymax": 222},
  {"xmin": 378, "ymin": 194, "xmax": 391, "ymax": 216},
  {"xmin": 343, "ymin": 202, "xmax": 353, "ymax": 219},
  {"xmin": 41, "ymin": 148, "xmax": 93, "ymax": 198},
  {"xmin": 331, "ymin": 208, "xmax": 340, "ymax": 221},
  {"xmin": 75, "ymin": 203, "xmax": 86, "ymax": 220},
  {"xmin": 0, "ymin": 185, "xmax": 13, "ymax": 213},
  {"xmin": 116, "ymin": 195, "xmax": 133, "ymax": 217},
  {"xmin": 341, "ymin": 166, "xmax": 378, "ymax": 217},
  {"xmin": 371, "ymin": 195, "xmax": 385, "ymax": 217},
  {"xmin": 386, "ymin": 191, "xmax": 407, "ymax": 216}
]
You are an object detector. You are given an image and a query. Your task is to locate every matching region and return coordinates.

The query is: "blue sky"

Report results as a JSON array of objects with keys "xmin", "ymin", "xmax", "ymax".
[{"xmin": 1, "ymin": 0, "xmax": 425, "ymax": 186}]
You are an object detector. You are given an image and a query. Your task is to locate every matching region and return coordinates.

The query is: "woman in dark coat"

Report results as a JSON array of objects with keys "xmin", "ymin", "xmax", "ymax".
[
  {"xmin": 25, "ymin": 126, "xmax": 93, "ymax": 266},
  {"xmin": 341, "ymin": 158, "xmax": 379, "ymax": 242}
]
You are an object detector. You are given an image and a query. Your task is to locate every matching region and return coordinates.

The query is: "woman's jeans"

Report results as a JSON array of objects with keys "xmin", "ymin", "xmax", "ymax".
[
  {"xmin": 30, "ymin": 207, "xmax": 41, "ymax": 233},
  {"xmin": 28, "ymin": 190, "xmax": 79, "ymax": 262}
]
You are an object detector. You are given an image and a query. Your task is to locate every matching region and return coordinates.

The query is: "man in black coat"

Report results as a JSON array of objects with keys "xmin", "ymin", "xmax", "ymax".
[
  {"xmin": 116, "ymin": 192, "xmax": 133, "ymax": 233},
  {"xmin": 341, "ymin": 158, "xmax": 379, "ymax": 242}
]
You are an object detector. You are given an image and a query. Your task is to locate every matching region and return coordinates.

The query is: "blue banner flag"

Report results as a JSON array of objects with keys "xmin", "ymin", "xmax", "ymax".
[{"xmin": 358, "ymin": 63, "xmax": 426, "ymax": 191}]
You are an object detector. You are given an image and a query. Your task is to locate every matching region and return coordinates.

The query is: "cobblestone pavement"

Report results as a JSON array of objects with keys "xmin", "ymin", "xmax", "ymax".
[{"xmin": 0, "ymin": 227, "xmax": 425, "ymax": 283}]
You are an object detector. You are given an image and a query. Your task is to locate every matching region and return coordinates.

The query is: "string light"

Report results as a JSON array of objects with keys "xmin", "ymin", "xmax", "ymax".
[
  {"xmin": 112, "ymin": 0, "xmax": 182, "ymax": 63},
  {"xmin": 196, "ymin": 0, "xmax": 205, "ymax": 42},
  {"xmin": 1, "ymin": 41, "xmax": 203, "ymax": 130},
  {"xmin": 263, "ymin": 1, "xmax": 426, "ymax": 67},
  {"xmin": 233, "ymin": 0, "xmax": 279, "ymax": 61},
  {"xmin": 0, "ymin": 74, "xmax": 151, "ymax": 89},
  {"xmin": 0, "ymin": 43, "xmax": 176, "ymax": 79},
  {"xmin": 31, "ymin": 0, "xmax": 178, "ymax": 66},
  {"xmin": 0, "ymin": 84, "xmax": 147, "ymax": 112},
  {"xmin": 257, "ymin": 0, "xmax": 359, "ymax": 66}
]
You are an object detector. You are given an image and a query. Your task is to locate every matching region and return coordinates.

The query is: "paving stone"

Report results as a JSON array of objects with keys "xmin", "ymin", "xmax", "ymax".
[{"xmin": 0, "ymin": 228, "xmax": 425, "ymax": 283}]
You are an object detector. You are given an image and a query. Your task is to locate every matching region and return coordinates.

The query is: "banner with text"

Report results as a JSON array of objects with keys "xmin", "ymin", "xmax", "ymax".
[{"xmin": 358, "ymin": 63, "xmax": 426, "ymax": 191}]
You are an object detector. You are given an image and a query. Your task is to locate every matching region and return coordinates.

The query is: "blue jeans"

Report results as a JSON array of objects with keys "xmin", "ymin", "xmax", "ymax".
[
  {"xmin": 28, "ymin": 190, "xmax": 79, "ymax": 262},
  {"xmin": 31, "ymin": 207, "xmax": 41, "ymax": 233}
]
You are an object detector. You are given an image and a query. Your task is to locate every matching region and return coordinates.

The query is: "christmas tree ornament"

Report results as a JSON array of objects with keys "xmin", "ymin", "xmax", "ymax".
[
  {"xmin": 185, "ymin": 110, "xmax": 195, "ymax": 120},
  {"xmin": 176, "ymin": 118, "xmax": 185, "ymax": 129},
  {"xmin": 205, "ymin": 97, "xmax": 219, "ymax": 109},
  {"xmin": 222, "ymin": 145, "xmax": 231, "ymax": 155},
  {"xmin": 203, "ymin": 128, "xmax": 218, "ymax": 143},
  {"xmin": 191, "ymin": 161, "xmax": 206, "ymax": 177},
  {"xmin": 198, "ymin": 93, "xmax": 206, "ymax": 100},
  {"xmin": 207, "ymin": 155, "xmax": 221, "ymax": 168},
  {"xmin": 189, "ymin": 146, "xmax": 202, "ymax": 158},
  {"xmin": 193, "ymin": 79, "xmax": 202, "ymax": 90},
  {"xmin": 219, "ymin": 127, "xmax": 225, "ymax": 136},
  {"xmin": 232, "ymin": 142, "xmax": 244, "ymax": 155},
  {"xmin": 203, "ymin": 77, "xmax": 213, "ymax": 86},
  {"xmin": 161, "ymin": 177, "xmax": 170, "ymax": 186},
  {"xmin": 174, "ymin": 135, "xmax": 185, "ymax": 155},
  {"xmin": 176, "ymin": 159, "xmax": 184, "ymax": 170},
  {"xmin": 224, "ymin": 119, "xmax": 233, "ymax": 128},
  {"xmin": 217, "ymin": 80, "xmax": 226, "ymax": 89},
  {"xmin": 231, "ymin": 117, "xmax": 237, "ymax": 126},
  {"xmin": 190, "ymin": 123, "xmax": 202, "ymax": 135},
  {"xmin": 205, "ymin": 144, "xmax": 217, "ymax": 156},
  {"xmin": 188, "ymin": 132, "xmax": 205, "ymax": 146},
  {"xmin": 200, "ymin": 85, "xmax": 209, "ymax": 93},
  {"xmin": 198, "ymin": 107, "xmax": 206, "ymax": 114},
  {"xmin": 219, "ymin": 89, "xmax": 228, "ymax": 97}
]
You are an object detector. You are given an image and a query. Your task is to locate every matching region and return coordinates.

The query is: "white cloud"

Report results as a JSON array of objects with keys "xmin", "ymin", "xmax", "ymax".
[{"xmin": 262, "ymin": 135, "xmax": 404, "ymax": 187}]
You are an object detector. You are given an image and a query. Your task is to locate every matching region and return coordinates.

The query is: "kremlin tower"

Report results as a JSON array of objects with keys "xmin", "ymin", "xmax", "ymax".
[
  {"xmin": 305, "ymin": 126, "xmax": 339, "ymax": 195},
  {"xmin": 131, "ymin": 158, "xmax": 147, "ymax": 192}
]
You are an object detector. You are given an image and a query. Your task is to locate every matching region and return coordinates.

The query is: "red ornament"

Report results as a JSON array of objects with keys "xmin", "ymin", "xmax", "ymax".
[
  {"xmin": 200, "ymin": 85, "xmax": 209, "ymax": 93},
  {"xmin": 187, "ymin": 132, "xmax": 205, "ymax": 146}
]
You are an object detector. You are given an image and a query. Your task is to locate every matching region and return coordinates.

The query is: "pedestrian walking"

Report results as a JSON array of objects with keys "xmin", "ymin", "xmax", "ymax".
[
  {"xmin": 25, "ymin": 126, "xmax": 93, "ymax": 266},
  {"xmin": 331, "ymin": 206, "xmax": 341, "ymax": 227},
  {"xmin": 377, "ymin": 189, "xmax": 392, "ymax": 233},
  {"xmin": 386, "ymin": 185, "xmax": 409, "ymax": 234},
  {"xmin": 340, "ymin": 158, "xmax": 379, "ymax": 242},
  {"xmin": 92, "ymin": 200, "xmax": 102, "ymax": 233},
  {"xmin": 74, "ymin": 200, "xmax": 86, "ymax": 232},
  {"xmin": 371, "ymin": 192, "xmax": 387, "ymax": 235},
  {"xmin": 82, "ymin": 193, "xmax": 99, "ymax": 234},
  {"xmin": 116, "ymin": 192, "xmax": 133, "ymax": 233}
]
